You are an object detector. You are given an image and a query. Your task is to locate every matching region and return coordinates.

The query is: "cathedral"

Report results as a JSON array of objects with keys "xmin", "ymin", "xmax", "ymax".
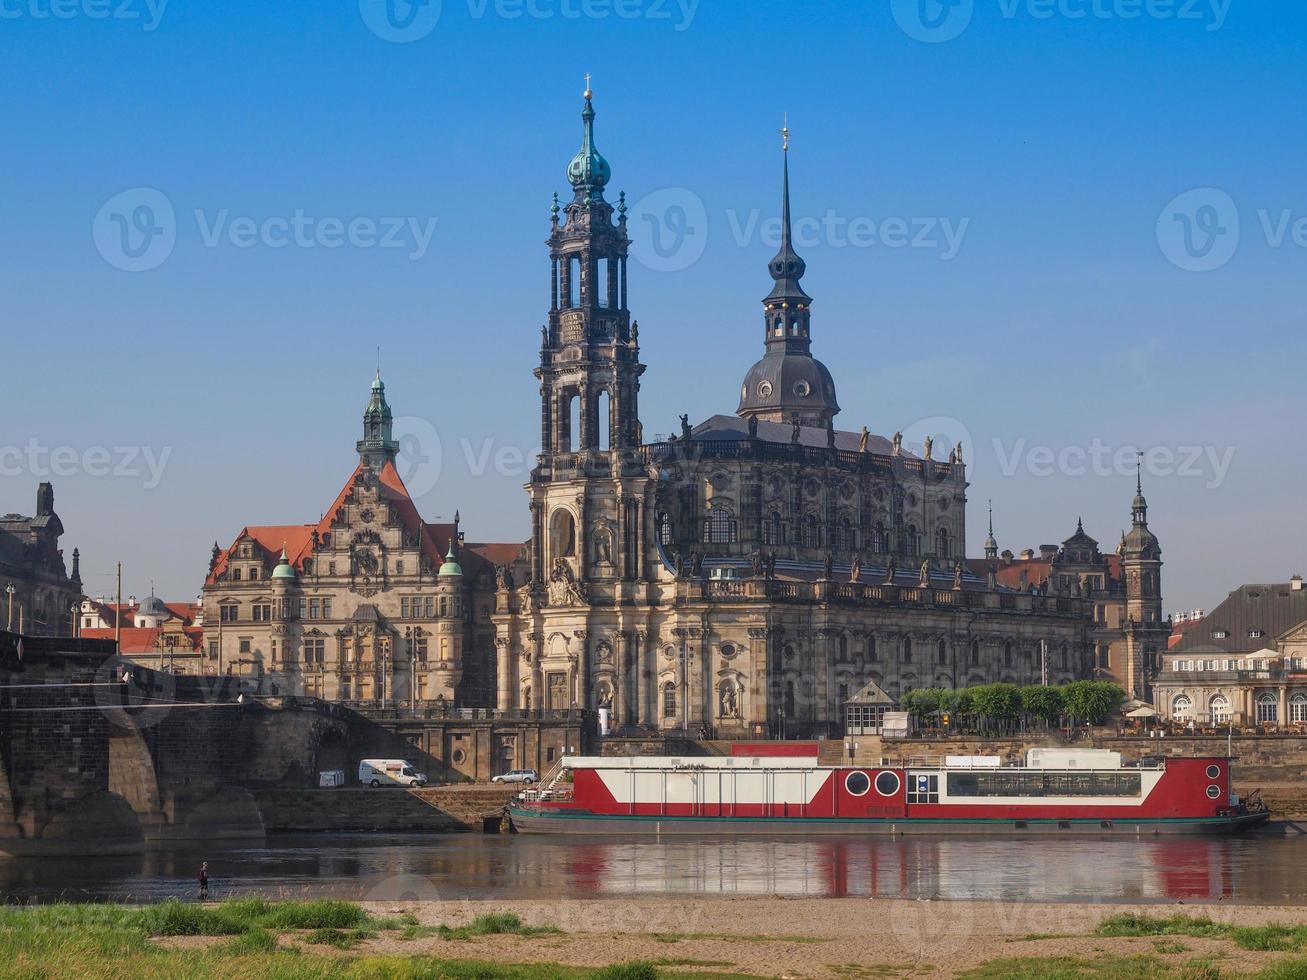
[
  {"xmin": 489, "ymin": 89, "xmax": 1168, "ymax": 737},
  {"xmin": 199, "ymin": 88, "xmax": 1166, "ymax": 736}
]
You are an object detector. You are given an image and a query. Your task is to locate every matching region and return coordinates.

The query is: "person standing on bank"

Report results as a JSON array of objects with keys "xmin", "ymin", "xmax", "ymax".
[{"xmin": 198, "ymin": 862, "xmax": 210, "ymax": 901}]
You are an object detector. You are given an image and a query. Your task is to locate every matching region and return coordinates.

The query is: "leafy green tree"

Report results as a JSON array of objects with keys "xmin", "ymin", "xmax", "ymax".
[
  {"xmin": 1062, "ymin": 680, "xmax": 1124, "ymax": 726},
  {"xmin": 1020, "ymin": 685, "xmax": 1065, "ymax": 728},
  {"xmin": 971, "ymin": 684, "xmax": 1021, "ymax": 732}
]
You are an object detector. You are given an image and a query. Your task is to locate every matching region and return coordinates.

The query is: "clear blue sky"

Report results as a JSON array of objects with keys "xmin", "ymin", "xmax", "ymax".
[{"xmin": 2, "ymin": 0, "xmax": 1303, "ymax": 613}]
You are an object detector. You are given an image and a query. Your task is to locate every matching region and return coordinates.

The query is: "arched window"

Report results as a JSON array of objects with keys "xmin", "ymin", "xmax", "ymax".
[
  {"xmin": 1003, "ymin": 641, "xmax": 1014, "ymax": 668},
  {"xmin": 550, "ymin": 510, "xmax": 577, "ymax": 558},
  {"xmin": 1210, "ymin": 694, "xmax": 1231, "ymax": 725},
  {"xmin": 836, "ymin": 518, "xmax": 854, "ymax": 552},
  {"xmin": 838, "ymin": 634, "xmax": 848, "ymax": 661},
  {"xmin": 904, "ymin": 525, "xmax": 919, "ymax": 557},
  {"xmin": 873, "ymin": 522, "xmax": 887, "ymax": 552},
  {"xmin": 902, "ymin": 636, "xmax": 913, "ymax": 663},
  {"xmin": 662, "ymin": 682, "xmax": 677, "ymax": 719},
  {"xmin": 868, "ymin": 635, "xmax": 878, "ymax": 660},
  {"xmin": 936, "ymin": 527, "xmax": 951, "ymax": 560},
  {"xmin": 1291, "ymin": 695, "xmax": 1307, "ymax": 724},
  {"xmin": 784, "ymin": 680, "xmax": 796, "ymax": 717},
  {"xmin": 1257, "ymin": 692, "xmax": 1279, "ymax": 724},
  {"xmin": 1060, "ymin": 643, "xmax": 1069, "ymax": 670},
  {"xmin": 595, "ymin": 390, "xmax": 611, "ymax": 451},
  {"xmin": 764, "ymin": 511, "xmax": 784, "ymax": 546},
  {"xmin": 658, "ymin": 513, "xmax": 673, "ymax": 546},
  {"xmin": 703, "ymin": 507, "xmax": 738, "ymax": 545},
  {"xmin": 937, "ymin": 640, "xmax": 948, "ymax": 665},
  {"xmin": 1172, "ymin": 694, "xmax": 1193, "ymax": 719},
  {"xmin": 804, "ymin": 515, "xmax": 821, "ymax": 549}
]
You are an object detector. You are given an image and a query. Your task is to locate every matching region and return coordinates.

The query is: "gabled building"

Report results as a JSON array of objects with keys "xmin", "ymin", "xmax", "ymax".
[
  {"xmin": 200, "ymin": 374, "xmax": 515, "ymax": 705},
  {"xmin": 80, "ymin": 596, "xmax": 205, "ymax": 672},
  {"xmin": 1155, "ymin": 577, "xmax": 1307, "ymax": 728}
]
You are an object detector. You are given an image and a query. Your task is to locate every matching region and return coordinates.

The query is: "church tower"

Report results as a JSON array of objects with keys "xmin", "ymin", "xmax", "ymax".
[
  {"xmin": 356, "ymin": 371, "xmax": 399, "ymax": 468},
  {"xmin": 529, "ymin": 81, "xmax": 648, "ymax": 590},
  {"xmin": 737, "ymin": 126, "xmax": 839, "ymax": 427},
  {"xmin": 1122, "ymin": 462, "xmax": 1166, "ymax": 699}
]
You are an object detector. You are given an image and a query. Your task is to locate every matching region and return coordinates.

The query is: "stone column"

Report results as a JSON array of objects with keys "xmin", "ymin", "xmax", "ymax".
[
  {"xmin": 530, "ymin": 501, "xmax": 545, "ymax": 589},
  {"xmin": 575, "ymin": 630, "xmax": 590, "ymax": 710},
  {"xmin": 496, "ymin": 637, "xmax": 512, "ymax": 711},
  {"xmin": 615, "ymin": 631, "xmax": 629, "ymax": 727},
  {"xmin": 635, "ymin": 630, "xmax": 650, "ymax": 727},
  {"xmin": 531, "ymin": 633, "xmax": 544, "ymax": 713},
  {"xmin": 1279, "ymin": 686, "xmax": 1288, "ymax": 729},
  {"xmin": 635, "ymin": 496, "xmax": 645, "ymax": 581},
  {"xmin": 575, "ymin": 493, "xmax": 589, "ymax": 582}
]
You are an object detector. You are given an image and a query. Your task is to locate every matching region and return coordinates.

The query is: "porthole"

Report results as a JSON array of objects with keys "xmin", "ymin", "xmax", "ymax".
[
  {"xmin": 757, "ymin": 380, "xmax": 773, "ymax": 398},
  {"xmin": 874, "ymin": 771, "xmax": 901, "ymax": 798},
  {"xmin": 845, "ymin": 771, "xmax": 871, "ymax": 797},
  {"xmin": 793, "ymin": 380, "xmax": 811, "ymax": 397},
  {"xmin": 1206, "ymin": 765, "xmax": 1221, "ymax": 779},
  {"xmin": 1206, "ymin": 785, "xmax": 1221, "ymax": 799}
]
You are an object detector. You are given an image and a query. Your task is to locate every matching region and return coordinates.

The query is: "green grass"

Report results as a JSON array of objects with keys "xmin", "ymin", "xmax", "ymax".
[
  {"xmin": 304, "ymin": 926, "xmax": 376, "ymax": 950},
  {"xmin": 958, "ymin": 954, "xmax": 1221, "ymax": 979},
  {"xmin": 436, "ymin": 912, "xmax": 564, "ymax": 941},
  {"xmin": 1096, "ymin": 914, "xmax": 1307, "ymax": 953},
  {"xmin": 1155, "ymin": 940, "xmax": 1192, "ymax": 954}
]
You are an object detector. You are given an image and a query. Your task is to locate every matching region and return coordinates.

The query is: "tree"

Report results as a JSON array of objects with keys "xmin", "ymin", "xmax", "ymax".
[
  {"xmin": 971, "ymin": 684, "xmax": 1021, "ymax": 733},
  {"xmin": 1062, "ymin": 680, "xmax": 1124, "ymax": 726},
  {"xmin": 1020, "ymin": 685, "xmax": 1065, "ymax": 728}
]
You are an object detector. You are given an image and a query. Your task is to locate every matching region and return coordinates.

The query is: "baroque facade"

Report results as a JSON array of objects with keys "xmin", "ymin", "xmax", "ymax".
[
  {"xmin": 490, "ymin": 92, "xmax": 1136, "ymax": 737},
  {"xmin": 0, "ymin": 483, "xmax": 83, "ymax": 637},
  {"xmin": 201, "ymin": 376, "xmax": 514, "ymax": 705}
]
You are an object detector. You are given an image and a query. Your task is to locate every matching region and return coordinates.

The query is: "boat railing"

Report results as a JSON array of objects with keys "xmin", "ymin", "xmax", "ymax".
[
  {"xmin": 518, "ymin": 786, "xmax": 573, "ymax": 804},
  {"xmin": 876, "ymin": 756, "xmax": 1170, "ymax": 771}
]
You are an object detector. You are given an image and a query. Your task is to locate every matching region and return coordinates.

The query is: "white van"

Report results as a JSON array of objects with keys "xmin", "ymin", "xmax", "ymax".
[{"xmin": 358, "ymin": 759, "xmax": 428, "ymax": 788}]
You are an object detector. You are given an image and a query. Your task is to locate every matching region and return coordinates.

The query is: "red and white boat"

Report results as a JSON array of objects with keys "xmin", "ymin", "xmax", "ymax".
[{"xmin": 508, "ymin": 748, "xmax": 1269, "ymax": 836}]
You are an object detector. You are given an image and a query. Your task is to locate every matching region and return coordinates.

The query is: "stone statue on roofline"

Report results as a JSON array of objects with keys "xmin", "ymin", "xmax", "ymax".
[{"xmin": 859, "ymin": 427, "xmax": 870, "ymax": 453}]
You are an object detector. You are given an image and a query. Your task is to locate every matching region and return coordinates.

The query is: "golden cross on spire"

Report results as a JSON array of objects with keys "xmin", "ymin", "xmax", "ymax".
[
  {"xmin": 584, "ymin": 73, "xmax": 593, "ymax": 99},
  {"xmin": 779, "ymin": 112, "xmax": 790, "ymax": 152}
]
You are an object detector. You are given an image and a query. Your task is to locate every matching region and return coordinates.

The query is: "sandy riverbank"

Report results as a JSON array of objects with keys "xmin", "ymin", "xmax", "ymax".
[{"xmin": 337, "ymin": 896, "xmax": 1307, "ymax": 978}]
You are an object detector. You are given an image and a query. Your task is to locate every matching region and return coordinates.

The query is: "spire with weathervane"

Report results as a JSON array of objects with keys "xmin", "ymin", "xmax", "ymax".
[
  {"xmin": 357, "ymin": 370, "xmax": 399, "ymax": 468},
  {"xmin": 737, "ymin": 117, "xmax": 840, "ymax": 427},
  {"xmin": 984, "ymin": 501, "xmax": 998, "ymax": 560}
]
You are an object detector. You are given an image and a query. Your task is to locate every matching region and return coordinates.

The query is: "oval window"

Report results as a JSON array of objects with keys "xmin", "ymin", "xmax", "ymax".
[
  {"xmin": 1206, "ymin": 765, "xmax": 1221, "ymax": 779},
  {"xmin": 845, "ymin": 771, "xmax": 871, "ymax": 797},
  {"xmin": 875, "ymin": 771, "xmax": 901, "ymax": 798},
  {"xmin": 1206, "ymin": 785, "xmax": 1221, "ymax": 800},
  {"xmin": 451, "ymin": 749, "xmax": 467, "ymax": 765}
]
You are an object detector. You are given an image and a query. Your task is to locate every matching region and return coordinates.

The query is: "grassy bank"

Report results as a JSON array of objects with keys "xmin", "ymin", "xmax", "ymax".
[{"xmin": 0, "ymin": 900, "xmax": 670, "ymax": 980}]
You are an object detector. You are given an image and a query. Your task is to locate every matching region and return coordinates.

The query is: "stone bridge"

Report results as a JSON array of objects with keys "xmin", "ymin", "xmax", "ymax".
[{"xmin": 0, "ymin": 631, "xmax": 584, "ymax": 855}]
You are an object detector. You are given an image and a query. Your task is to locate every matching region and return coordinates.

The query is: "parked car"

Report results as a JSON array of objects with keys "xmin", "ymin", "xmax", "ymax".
[
  {"xmin": 492, "ymin": 769, "xmax": 539, "ymax": 785},
  {"xmin": 359, "ymin": 759, "xmax": 428, "ymax": 788}
]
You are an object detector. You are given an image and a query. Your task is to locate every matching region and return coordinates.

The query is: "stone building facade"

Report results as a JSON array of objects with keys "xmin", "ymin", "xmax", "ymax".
[
  {"xmin": 0, "ymin": 483, "xmax": 83, "ymax": 637},
  {"xmin": 490, "ymin": 93, "xmax": 1111, "ymax": 738},
  {"xmin": 201, "ymin": 376, "xmax": 512, "ymax": 706},
  {"xmin": 968, "ymin": 477, "xmax": 1169, "ymax": 702},
  {"xmin": 1154, "ymin": 577, "xmax": 1307, "ymax": 728}
]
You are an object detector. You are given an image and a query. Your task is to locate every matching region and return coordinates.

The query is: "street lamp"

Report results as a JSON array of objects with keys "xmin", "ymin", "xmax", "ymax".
[
  {"xmin": 5, "ymin": 585, "xmax": 14, "ymax": 632},
  {"xmin": 70, "ymin": 603, "xmax": 80, "ymax": 639}
]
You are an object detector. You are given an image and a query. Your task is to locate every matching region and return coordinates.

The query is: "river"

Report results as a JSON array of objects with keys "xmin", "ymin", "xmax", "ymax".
[{"xmin": 3, "ymin": 833, "xmax": 1306, "ymax": 906}]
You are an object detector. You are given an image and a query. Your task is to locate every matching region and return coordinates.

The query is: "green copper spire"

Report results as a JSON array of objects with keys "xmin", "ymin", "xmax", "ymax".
[
  {"xmin": 438, "ymin": 541, "xmax": 463, "ymax": 578},
  {"xmin": 567, "ymin": 75, "xmax": 611, "ymax": 202}
]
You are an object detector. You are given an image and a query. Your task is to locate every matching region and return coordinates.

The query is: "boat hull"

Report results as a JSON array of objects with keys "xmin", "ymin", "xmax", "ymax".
[{"xmin": 508, "ymin": 806, "xmax": 1270, "ymax": 837}]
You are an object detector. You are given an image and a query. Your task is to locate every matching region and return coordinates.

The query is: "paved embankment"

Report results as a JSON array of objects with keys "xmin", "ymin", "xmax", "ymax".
[{"xmin": 253, "ymin": 785, "xmax": 518, "ymax": 833}]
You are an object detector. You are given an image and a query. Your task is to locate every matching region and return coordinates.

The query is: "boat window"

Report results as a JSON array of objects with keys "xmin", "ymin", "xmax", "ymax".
[
  {"xmin": 906, "ymin": 773, "xmax": 939, "ymax": 804},
  {"xmin": 946, "ymin": 771, "xmax": 1142, "ymax": 798},
  {"xmin": 874, "ymin": 771, "xmax": 901, "ymax": 797},
  {"xmin": 845, "ymin": 771, "xmax": 871, "ymax": 797},
  {"xmin": 1206, "ymin": 785, "xmax": 1221, "ymax": 799}
]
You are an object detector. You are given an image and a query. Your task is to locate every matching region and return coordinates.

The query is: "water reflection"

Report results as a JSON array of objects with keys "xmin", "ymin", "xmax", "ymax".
[{"xmin": 1, "ymin": 834, "xmax": 1303, "ymax": 905}]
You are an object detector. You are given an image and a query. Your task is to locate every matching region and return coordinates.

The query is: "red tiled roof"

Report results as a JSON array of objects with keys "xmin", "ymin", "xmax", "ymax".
[
  {"xmin": 207, "ymin": 459, "xmax": 457, "ymax": 585},
  {"xmin": 966, "ymin": 554, "xmax": 1124, "ymax": 591},
  {"xmin": 86, "ymin": 601, "xmax": 199, "ymax": 628},
  {"xmin": 464, "ymin": 542, "xmax": 529, "ymax": 567},
  {"xmin": 81, "ymin": 626, "xmax": 203, "ymax": 655}
]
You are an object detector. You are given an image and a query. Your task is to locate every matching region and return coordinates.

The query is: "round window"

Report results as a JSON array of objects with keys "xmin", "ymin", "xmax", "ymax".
[
  {"xmin": 758, "ymin": 380, "xmax": 774, "ymax": 398},
  {"xmin": 1206, "ymin": 785, "xmax": 1221, "ymax": 800},
  {"xmin": 1206, "ymin": 765, "xmax": 1221, "ymax": 779},
  {"xmin": 451, "ymin": 749, "xmax": 467, "ymax": 765},
  {"xmin": 845, "ymin": 771, "xmax": 871, "ymax": 796},
  {"xmin": 793, "ymin": 380, "xmax": 811, "ymax": 397},
  {"xmin": 875, "ymin": 771, "xmax": 901, "ymax": 797}
]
